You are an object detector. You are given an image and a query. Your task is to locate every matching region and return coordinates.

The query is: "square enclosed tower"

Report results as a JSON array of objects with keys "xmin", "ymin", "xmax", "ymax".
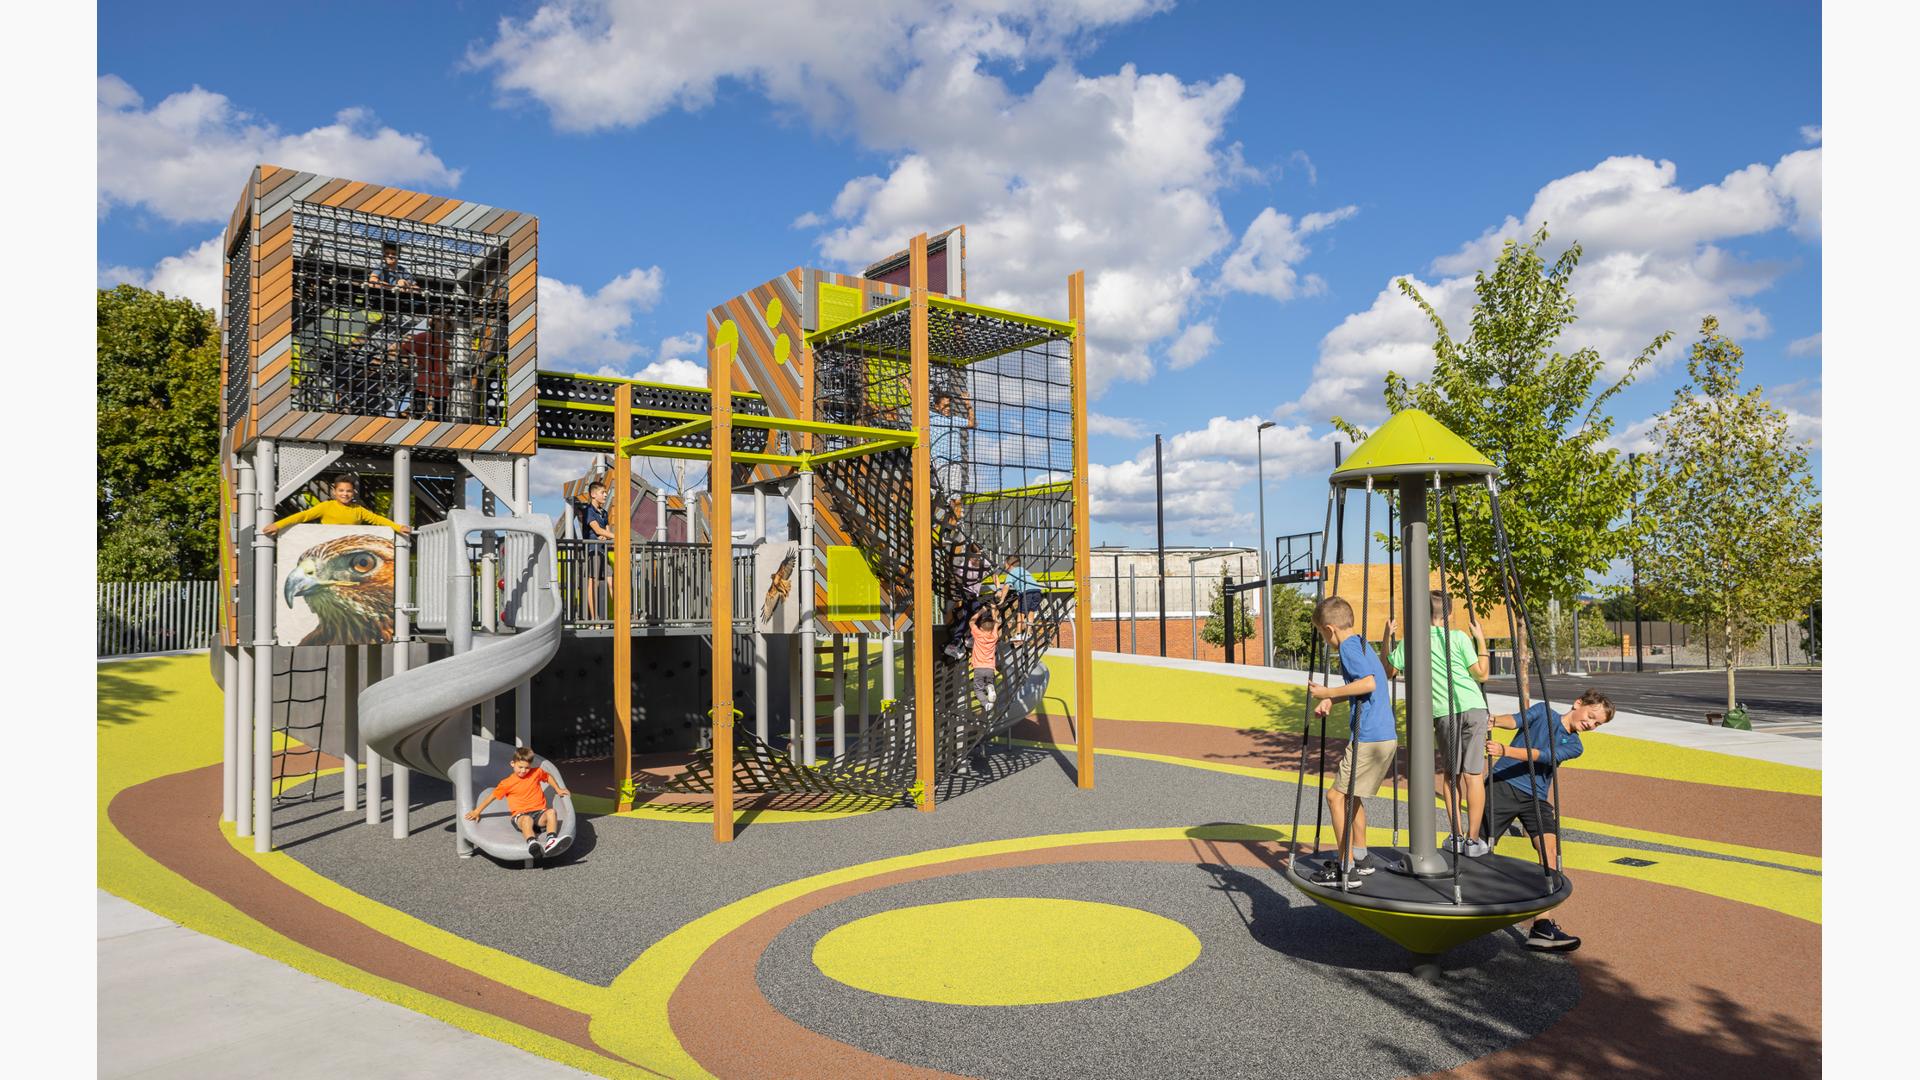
[{"xmin": 221, "ymin": 166, "xmax": 539, "ymax": 456}]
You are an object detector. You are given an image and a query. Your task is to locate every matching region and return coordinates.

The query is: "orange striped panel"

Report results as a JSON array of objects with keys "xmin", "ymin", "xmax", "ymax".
[
  {"xmin": 388, "ymin": 191, "xmax": 431, "ymax": 220},
  {"xmin": 508, "ymin": 260, "xmax": 537, "ymax": 299},
  {"xmin": 320, "ymin": 181, "xmax": 367, "ymax": 207},
  {"xmin": 423, "ymin": 198, "xmax": 463, "ymax": 224}
]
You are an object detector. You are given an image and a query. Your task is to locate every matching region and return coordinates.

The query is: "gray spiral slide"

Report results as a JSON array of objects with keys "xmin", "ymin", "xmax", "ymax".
[{"xmin": 359, "ymin": 510, "xmax": 575, "ymax": 862}]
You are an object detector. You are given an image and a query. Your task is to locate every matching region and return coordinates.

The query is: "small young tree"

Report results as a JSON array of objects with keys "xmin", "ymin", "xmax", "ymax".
[
  {"xmin": 1334, "ymin": 226, "xmax": 1670, "ymax": 617},
  {"xmin": 1201, "ymin": 569, "xmax": 1257, "ymax": 647},
  {"xmin": 1269, "ymin": 583, "xmax": 1317, "ymax": 662},
  {"xmin": 1636, "ymin": 317, "xmax": 1822, "ymax": 711}
]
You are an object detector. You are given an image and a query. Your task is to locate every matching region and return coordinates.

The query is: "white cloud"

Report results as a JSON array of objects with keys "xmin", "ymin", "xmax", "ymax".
[
  {"xmin": 1786, "ymin": 332, "xmax": 1822, "ymax": 358},
  {"xmin": 99, "ymin": 235, "xmax": 226, "ymax": 310},
  {"xmin": 472, "ymin": 2, "xmax": 1253, "ymax": 396},
  {"xmin": 98, "ymin": 75, "xmax": 461, "ymax": 225},
  {"xmin": 1800, "ymin": 124, "xmax": 1822, "ymax": 145},
  {"xmin": 1088, "ymin": 412, "xmax": 1145, "ymax": 438},
  {"xmin": 656, "ymin": 331, "xmax": 705, "ymax": 361},
  {"xmin": 1283, "ymin": 149, "xmax": 1824, "ymax": 431},
  {"xmin": 633, "ymin": 357, "xmax": 707, "ymax": 386},
  {"xmin": 470, "ymin": 1, "xmax": 1174, "ymax": 132},
  {"xmin": 537, "ymin": 267, "xmax": 667, "ymax": 369},
  {"xmin": 1088, "ymin": 413, "xmax": 1339, "ymax": 537},
  {"xmin": 1165, "ymin": 321, "xmax": 1218, "ymax": 369},
  {"xmin": 1609, "ymin": 380, "xmax": 1822, "ymax": 457},
  {"xmin": 1217, "ymin": 204, "xmax": 1357, "ymax": 301}
]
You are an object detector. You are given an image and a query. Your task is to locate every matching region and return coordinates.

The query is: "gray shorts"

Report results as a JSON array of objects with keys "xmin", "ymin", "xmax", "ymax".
[{"xmin": 1436, "ymin": 708, "xmax": 1491, "ymax": 776}]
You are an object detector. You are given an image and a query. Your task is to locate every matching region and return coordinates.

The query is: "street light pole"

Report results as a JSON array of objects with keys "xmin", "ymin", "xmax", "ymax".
[
  {"xmin": 1155, "ymin": 434, "xmax": 1167, "ymax": 657},
  {"xmin": 1256, "ymin": 420, "xmax": 1276, "ymax": 668}
]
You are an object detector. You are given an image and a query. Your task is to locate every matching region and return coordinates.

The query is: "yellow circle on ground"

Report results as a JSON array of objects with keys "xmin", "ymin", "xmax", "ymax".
[{"xmin": 811, "ymin": 897, "xmax": 1200, "ymax": 1006}]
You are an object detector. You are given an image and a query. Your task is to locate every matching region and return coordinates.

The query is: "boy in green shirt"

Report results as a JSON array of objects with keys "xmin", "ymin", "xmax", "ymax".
[
  {"xmin": 264, "ymin": 474, "xmax": 412, "ymax": 536},
  {"xmin": 1385, "ymin": 590, "xmax": 1491, "ymax": 856}
]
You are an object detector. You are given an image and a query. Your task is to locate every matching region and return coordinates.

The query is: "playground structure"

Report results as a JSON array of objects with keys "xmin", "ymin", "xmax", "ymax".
[
  {"xmin": 213, "ymin": 165, "xmax": 1094, "ymax": 855},
  {"xmin": 1284, "ymin": 409, "xmax": 1573, "ymax": 977}
]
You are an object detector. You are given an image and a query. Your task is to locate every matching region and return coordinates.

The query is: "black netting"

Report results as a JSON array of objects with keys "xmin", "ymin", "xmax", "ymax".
[
  {"xmin": 289, "ymin": 203, "xmax": 510, "ymax": 424},
  {"xmin": 225, "ymin": 233, "xmax": 251, "ymax": 429}
]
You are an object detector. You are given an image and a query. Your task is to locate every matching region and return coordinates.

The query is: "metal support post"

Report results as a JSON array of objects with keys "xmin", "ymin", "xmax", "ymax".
[
  {"xmin": 754, "ymin": 487, "xmax": 769, "ymax": 741},
  {"xmin": 882, "ymin": 632, "xmax": 896, "ymax": 704},
  {"xmin": 1189, "ymin": 560, "xmax": 1198, "ymax": 659},
  {"xmin": 710, "ymin": 338, "xmax": 737, "ymax": 842},
  {"xmin": 910, "ymin": 234, "xmax": 936, "ymax": 807},
  {"xmin": 235, "ymin": 459, "xmax": 255, "ymax": 837},
  {"xmin": 390, "ymin": 448, "xmax": 412, "ymax": 839},
  {"xmin": 1128, "ymin": 566, "xmax": 1137, "ymax": 654},
  {"xmin": 856, "ymin": 633, "xmax": 871, "ymax": 735},
  {"xmin": 221, "ymin": 645, "xmax": 238, "ymax": 823},
  {"xmin": 1068, "ymin": 268, "xmax": 1094, "ymax": 788},
  {"xmin": 1399, "ymin": 474, "xmax": 1445, "ymax": 876},
  {"xmin": 832, "ymin": 633, "xmax": 847, "ymax": 759},
  {"xmin": 799, "ymin": 469, "xmax": 818, "ymax": 765},
  {"xmin": 1154, "ymin": 434, "xmax": 1167, "ymax": 657},
  {"xmin": 341, "ymin": 645, "xmax": 359, "ymax": 813},
  {"xmin": 250, "ymin": 439, "xmax": 276, "ymax": 853}
]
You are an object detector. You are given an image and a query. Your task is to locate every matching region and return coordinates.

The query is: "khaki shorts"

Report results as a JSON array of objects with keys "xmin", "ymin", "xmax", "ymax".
[{"xmin": 1334, "ymin": 739, "xmax": 1397, "ymax": 797}]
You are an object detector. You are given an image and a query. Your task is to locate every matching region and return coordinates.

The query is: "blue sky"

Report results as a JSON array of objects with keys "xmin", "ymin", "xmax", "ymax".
[{"xmin": 97, "ymin": 1, "xmax": 1821, "ymax": 581}]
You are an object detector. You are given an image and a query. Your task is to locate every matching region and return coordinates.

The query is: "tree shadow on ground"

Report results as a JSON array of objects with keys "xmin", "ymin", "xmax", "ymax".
[
  {"xmin": 1179, "ymin": 830, "xmax": 1818, "ymax": 1079},
  {"xmin": 98, "ymin": 660, "xmax": 174, "ymax": 727}
]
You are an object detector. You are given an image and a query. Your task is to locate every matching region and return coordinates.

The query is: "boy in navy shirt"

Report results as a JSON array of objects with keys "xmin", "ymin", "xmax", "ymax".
[
  {"xmin": 1306, "ymin": 596, "xmax": 1397, "ymax": 886},
  {"xmin": 1485, "ymin": 687, "xmax": 1613, "ymax": 951}
]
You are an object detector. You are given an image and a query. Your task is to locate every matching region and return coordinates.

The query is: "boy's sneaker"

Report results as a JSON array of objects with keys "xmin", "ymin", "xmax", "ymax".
[
  {"xmin": 1463, "ymin": 838, "xmax": 1491, "ymax": 858},
  {"xmin": 542, "ymin": 832, "xmax": 561, "ymax": 853},
  {"xmin": 1347, "ymin": 854, "xmax": 1378, "ymax": 876},
  {"xmin": 1525, "ymin": 920, "xmax": 1580, "ymax": 952},
  {"xmin": 526, "ymin": 837, "xmax": 543, "ymax": 857},
  {"xmin": 1443, "ymin": 834, "xmax": 1466, "ymax": 853},
  {"xmin": 1307, "ymin": 864, "xmax": 1359, "ymax": 888}
]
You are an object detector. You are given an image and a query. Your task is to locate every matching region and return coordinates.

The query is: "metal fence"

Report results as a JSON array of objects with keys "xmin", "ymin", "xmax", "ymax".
[
  {"xmin": 556, "ymin": 539, "xmax": 753, "ymax": 629},
  {"xmin": 98, "ymin": 580, "xmax": 219, "ymax": 657}
]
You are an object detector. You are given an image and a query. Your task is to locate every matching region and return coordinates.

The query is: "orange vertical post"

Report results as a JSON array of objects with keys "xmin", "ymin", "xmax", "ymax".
[
  {"xmin": 710, "ymin": 340, "xmax": 737, "ymax": 843},
  {"xmin": 612, "ymin": 384, "xmax": 634, "ymax": 811},
  {"xmin": 1069, "ymin": 270, "xmax": 1095, "ymax": 788},
  {"xmin": 910, "ymin": 234, "xmax": 936, "ymax": 811}
]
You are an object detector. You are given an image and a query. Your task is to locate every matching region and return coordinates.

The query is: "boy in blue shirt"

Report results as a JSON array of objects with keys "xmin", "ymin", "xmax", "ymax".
[
  {"xmin": 1306, "ymin": 596, "xmax": 1397, "ymax": 887},
  {"xmin": 1484, "ymin": 687, "xmax": 1613, "ymax": 951},
  {"xmin": 999, "ymin": 555, "xmax": 1043, "ymax": 641}
]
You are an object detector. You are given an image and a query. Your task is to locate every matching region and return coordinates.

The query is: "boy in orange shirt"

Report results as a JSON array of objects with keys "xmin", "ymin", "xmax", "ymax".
[{"xmin": 466, "ymin": 747, "xmax": 570, "ymax": 856}]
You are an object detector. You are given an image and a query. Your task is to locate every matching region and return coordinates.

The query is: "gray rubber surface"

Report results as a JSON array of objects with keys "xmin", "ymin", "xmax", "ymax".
[
  {"xmin": 755, "ymin": 860, "xmax": 1577, "ymax": 1079},
  {"xmin": 279, "ymin": 750, "xmax": 1530, "ymax": 987}
]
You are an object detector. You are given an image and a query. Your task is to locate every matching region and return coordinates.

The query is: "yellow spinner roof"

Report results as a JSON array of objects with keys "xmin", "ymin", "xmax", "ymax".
[{"xmin": 1330, "ymin": 409, "xmax": 1495, "ymax": 487}]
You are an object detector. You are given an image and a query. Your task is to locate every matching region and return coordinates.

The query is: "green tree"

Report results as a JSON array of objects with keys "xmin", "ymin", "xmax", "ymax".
[
  {"xmin": 1269, "ymin": 582, "xmax": 1316, "ymax": 660},
  {"xmin": 1334, "ymin": 226, "xmax": 1670, "ymax": 620},
  {"xmin": 1636, "ymin": 317, "xmax": 1822, "ymax": 710},
  {"xmin": 98, "ymin": 285, "xmax": 222, "ymax": 581},
  {"xmin": 1200, "ymin": 569, "xmax": 1256, "ymax": 648}
]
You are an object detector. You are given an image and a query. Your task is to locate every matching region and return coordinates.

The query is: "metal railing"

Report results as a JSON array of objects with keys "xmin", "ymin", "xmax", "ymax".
[
  {"xmin": 556, "ymin": 539, "xmax": 753, "ymax": 630},
  {"xmin": 98, "ymin": 580, "xmax": 219, "ymax": 657}
]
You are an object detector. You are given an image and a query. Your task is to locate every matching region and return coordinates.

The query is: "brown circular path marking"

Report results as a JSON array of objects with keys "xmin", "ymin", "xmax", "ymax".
[
  {"xmin": 109, "ymin": 764, "xmax": 635, "ymax": 1069},
  {"xmin": 1015, "ymin": 713, "xmax": 1821, "ymax": 858},
  {"xmin": 673, "ymin": 838, "xmax": 1818, "ymax": 1080}
]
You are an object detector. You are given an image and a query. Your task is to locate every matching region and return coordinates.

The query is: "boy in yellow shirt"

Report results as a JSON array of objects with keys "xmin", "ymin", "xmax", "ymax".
[{"xmin": 264, "ymin": 474, "xmax": 412, "ymax": 536}]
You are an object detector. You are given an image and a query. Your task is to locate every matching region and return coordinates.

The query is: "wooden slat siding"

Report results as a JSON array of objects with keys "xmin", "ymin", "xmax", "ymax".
[
  {"xmin": 422, "ymin": 198, "xmax": 463, "ymax": 224},
  {"xmin": 401, "ymin": 421, "xmax": 443, "ymax": 447},
  {"xmin": 256, "ymin": 265, "xmax": 293, "ymax": 320},
  {"xmin": 409, "ymin": 195, "xmax": 447, "ymax": 222},
  {"xmin": 257, "ymin": 351, "xmax": 291, "ymax": 387},
  {"xmin": 258, "ymin": 193, "xmax": 298, "ymax": 232},
  {"xmin": 340, "ymin": 184, "xmax": 385, "ymax": 212},
  {"xmin": 475, "ymin": 208, "xmax": 513, "ymax": 235},
  {"xmin": 507, "ymin": 316, "xmax": 537, "ymax": 352},
  {"xmin": 366, "ymin": 187, "xmax": 415, "ymax": 217},
  {"xmin": 319, "ymin": 180, "xmax": 367, "ymax": 208},
  {"xmin": 312, "ymin": 413, "xmax": 358, "ymax": 442},
  {"xmin": 387, "ymin": 191, "xmax": 433, "ymax": 221},
  {"xmin": 509, "ymin": 287, "xmax": 535, "ymax": 320},
  {"xmin": 457, "ymin": 424, "xmax": 498, "ymax": 451},
  {"xmin": 442, "ymin": 202, "xmax": 493, "ymax": 231},
  {"xmin": 227, "ymin": 182, "xmax": 253, "ymax": 251},
  {"xmin": 507, "ymin": 258, "xmax": 537, "ymax": 300},
  {"xmin": 501, "ymin": 417, "xmax": 538, "ymax": 455},
  {"xmin": 255, "ymin": 165, "xmax": 298, "ymax": 202},
  {"xmin": 272, "ymin": 173, "xmax": 337, "ymax": 215},
  {"xmin": 304, "ymin": 177, "xmax": 352, "ymax": 208},
  {"xmin": 256, "ymin": 242, "xmax": 292, "ymax": 290},
  {"xmin": 257, "ymin": 316, "xmax": 293, "ymax": 359}
]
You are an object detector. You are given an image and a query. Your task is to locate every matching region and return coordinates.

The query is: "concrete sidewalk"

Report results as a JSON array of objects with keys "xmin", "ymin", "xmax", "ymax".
[
  {"xmin": 98, "ymin": 892, "xmax": 592, "ymax": 1079},
  {"xmin": 1055, "ymin": 649, "xmax": 1822, "ymax": 771}
]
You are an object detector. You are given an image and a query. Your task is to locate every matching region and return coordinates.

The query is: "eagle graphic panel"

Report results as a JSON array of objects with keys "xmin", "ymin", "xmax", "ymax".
[{"xmin": 275, "ymin": 525, "xmax": 397, "ymax": 646}]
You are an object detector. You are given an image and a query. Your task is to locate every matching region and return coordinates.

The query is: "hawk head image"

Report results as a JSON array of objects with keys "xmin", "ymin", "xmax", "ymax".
[{"xmin": 283, "ymin": 534, "xmax": 396, "ymax": 645}]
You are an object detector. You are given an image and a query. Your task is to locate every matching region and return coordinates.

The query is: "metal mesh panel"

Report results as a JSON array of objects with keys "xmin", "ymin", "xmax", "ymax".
[
  {"xmin": 289, "ymin": 203, "xmax": 510, "ymax": 425},
  {"xmin": 225, "ymin": 234, "xmax": 251, "ymax": 429}
]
